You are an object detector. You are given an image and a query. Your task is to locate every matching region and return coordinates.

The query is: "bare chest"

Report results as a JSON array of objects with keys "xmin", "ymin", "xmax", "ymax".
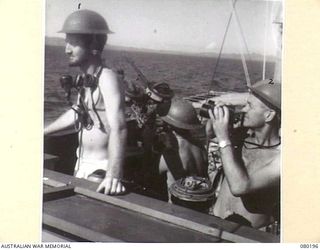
[
  {"xmin": 81, "ymin": 87, "xmax": 105, "ymax": 111},
  {"xmin": 242, "ymin": 147, "xmax": 280, "ymax": 174}
]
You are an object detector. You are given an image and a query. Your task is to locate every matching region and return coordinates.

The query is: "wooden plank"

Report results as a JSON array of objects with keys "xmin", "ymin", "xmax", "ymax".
[
  {"xmin": 43, "ymin": 177, "xmax": 68, "ymax": 188},
  {"xmin": 44, "ymin": 170, "xmax": 97, "ymax": 190},
  {"xmin": 43, "ymin": 214, "xmax": 122, "ymax": 242},
  {"xmin": 44, "ymin": 194, "xmax": 222, "ymax": 242},
  {"xmin": 42, "ymin": 229, "xmax": 75, "ymax": 242},
  {"xmin": 43, "ymin": 186, "xmax": 75, "ymax": 202},
  {"xmin": 43, "ymin": 169, "xmax": 279, "ymax": 243},
  {"xmin": 76, "ymin": 187, "xmax": 255, "ymax": 243}
]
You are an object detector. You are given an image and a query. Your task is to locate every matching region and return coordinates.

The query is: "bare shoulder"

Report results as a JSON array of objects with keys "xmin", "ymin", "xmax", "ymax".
[
  {"xmin": 99, "ymin": 68, "xmax": 118, "ymax": 85},
  {"xmin": 98, "ymin": 68, "xmax": 123, "ymax": 95}
]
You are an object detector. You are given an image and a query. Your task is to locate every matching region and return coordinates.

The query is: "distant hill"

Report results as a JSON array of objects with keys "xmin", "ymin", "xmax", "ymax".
[
  {"xmin": 45, "ymin": 36, "xmax": 65, "ymax": 46},
  {"xmin": 45, "ymin": 36, "xmax": 274, "ymax": 61},
  {"xmin": 45, "ymin": 36, "xmax": 214, "ymax": 57}
]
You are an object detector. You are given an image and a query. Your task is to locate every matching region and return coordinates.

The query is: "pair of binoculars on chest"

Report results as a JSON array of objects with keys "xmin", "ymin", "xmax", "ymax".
[{"xmin": 60, "ymin": 74, "xmax": 98, "ymax": 92}]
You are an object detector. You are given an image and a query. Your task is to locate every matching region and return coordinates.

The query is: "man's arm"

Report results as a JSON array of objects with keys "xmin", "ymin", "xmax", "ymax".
[
  {"xmin": 97, "ymin": 69, "xmax": 127, "ymax": 195},
  {"xmin": 44, "ymin": 109, "xmax": 78, "ymax": 136},
  {"xmin": 219, "ymin": 146, "xmax": 280, "ymax": 196},
  {"xmin": 209, "ymin": 106, "xmax": 280, "ymax": 196},
  {"xmin": 161, "ymin": 133, "xmax": 186, "ymax": 180},
  {"xmin": 193, "ymin": 147, "xmax": 208, "ymax": 177},
  {"xmin": 210, "ymin": 92, "xmax": 248, "ymax": 106}
]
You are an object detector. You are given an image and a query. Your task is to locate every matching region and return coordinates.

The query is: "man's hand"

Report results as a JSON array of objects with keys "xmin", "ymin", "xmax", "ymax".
[
  {"xmin": 209, "ymin": 106, "xmax": 230, "ymax": 142},
  {"xmin": 97, "ymin": 176, "xmax": 126, "ymax": 195}
]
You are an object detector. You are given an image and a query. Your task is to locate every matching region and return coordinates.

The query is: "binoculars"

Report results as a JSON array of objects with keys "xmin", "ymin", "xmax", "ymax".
[
  {"xmin": 199, "ymin": 100, "xmax": 244, "ymax": 125},
  {"xmin": 60, "ymin": 74, "xmax": 98, "ymax": 92}
]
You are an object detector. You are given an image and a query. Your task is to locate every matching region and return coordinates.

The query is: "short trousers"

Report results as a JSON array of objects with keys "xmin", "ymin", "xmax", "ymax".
[{"xmin": 74, "ymin": 158, "xmax": 109, "ymax": 180}]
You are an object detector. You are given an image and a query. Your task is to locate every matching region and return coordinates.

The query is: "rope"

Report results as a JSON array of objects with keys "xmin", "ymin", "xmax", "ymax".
[
  {"xmin": 205, "ymin": 0, "xmax": 238, "ymax": 154},
  {"xmin": 233, "ymin": 5, "xmax": 252, "ymax": 63},
  {"xmin": 209, "ymin": 1, "xmax": 236, "ymax": 91},
  {"xmin": 202, "ymin": 0, "xmax": 236, "ymax": 124},
  {"xmin": 209, "ymin": 0, "xmax": 253, "ymax": 92},
  {"xmin": 262, "ymin": 0, "xmax": 271, "ymax": 80},
  {"xmin": 229, "ymin": 0, "xmax": 251, "ymax": 86}
]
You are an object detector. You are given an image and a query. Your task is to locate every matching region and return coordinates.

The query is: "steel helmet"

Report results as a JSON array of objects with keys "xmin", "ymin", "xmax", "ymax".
[
  {"xmin": 161, "ymin": 99, "xmax": 203, "ymax": 130},
  {"xmin": 146, "ymin": 82, "xmax": 174, "ymax": 102},
  {"xmin": 59, "ymin": 9, "xmax": 113, "ymax": 34},
  {"xmin": 249, "ymin": 79, "xmax": 281, "ymax": 111}
]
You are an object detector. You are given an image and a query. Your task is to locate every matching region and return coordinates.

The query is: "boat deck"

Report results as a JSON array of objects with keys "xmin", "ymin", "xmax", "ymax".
[{"xmin": 42, "ymin": 159, "xmax": 279, "ymax": 243}]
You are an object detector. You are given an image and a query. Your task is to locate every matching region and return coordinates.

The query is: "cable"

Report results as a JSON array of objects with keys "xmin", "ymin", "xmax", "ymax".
[
  {"xmin": 229, "ymin": 0, "xmax": 251, "ymax": 86},
  {"xmin": 209, "ymin": 0, "xmax": 237, "ymax": 93},
  {"xmin": 243, "ymin": 140, "xmax": 281, "ymax": 149},
  {"xmin": 262, "ymin": 0, "xmax": 271, "ymax": 80}
]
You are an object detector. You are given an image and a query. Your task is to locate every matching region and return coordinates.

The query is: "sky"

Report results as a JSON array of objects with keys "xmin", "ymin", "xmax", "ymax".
[{"xmin": 45, "ymin": 0, "xmax": 283, "ymax": 55}]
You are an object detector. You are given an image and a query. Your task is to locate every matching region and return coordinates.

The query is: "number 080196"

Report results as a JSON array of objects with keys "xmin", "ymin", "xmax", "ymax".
[{"xmin": 300, "ymin": 244, "xmax": 318, "ymax": 248}]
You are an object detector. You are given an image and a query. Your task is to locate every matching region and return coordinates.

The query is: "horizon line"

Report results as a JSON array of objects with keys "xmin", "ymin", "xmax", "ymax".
[{"xmin": 45, "ymin": 36, "xmax": 276, "ymax": 58}]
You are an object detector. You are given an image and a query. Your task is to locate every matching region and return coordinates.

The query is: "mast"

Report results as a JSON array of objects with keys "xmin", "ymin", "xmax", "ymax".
[{"xmin": 272, "ymin": 2, "xmax": 283, "ymax": 83}]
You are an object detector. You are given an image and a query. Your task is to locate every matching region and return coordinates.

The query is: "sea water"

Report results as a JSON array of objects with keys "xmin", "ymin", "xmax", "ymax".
[{"xmin": 44, "ymin": 45, "xmax": 274, "ymax": 124}]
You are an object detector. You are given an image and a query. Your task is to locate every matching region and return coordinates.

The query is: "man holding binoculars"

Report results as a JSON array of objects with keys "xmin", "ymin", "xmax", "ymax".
[{"xmin": 208, "ymin": 79, "xmax": 281, "ymax": 229}]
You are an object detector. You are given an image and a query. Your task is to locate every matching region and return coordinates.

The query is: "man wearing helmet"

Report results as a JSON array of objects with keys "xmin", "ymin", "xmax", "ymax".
[
  {"xmin": 158, "ymin": 99, "xmax": 208, "ymax": 197},
  {"xmin": 208, "ymin": 79, "xmax": 281, "ymax": 229},
  {"xmin": 44, "ymin": 10, "xmax": 127, "ymax": 195}
]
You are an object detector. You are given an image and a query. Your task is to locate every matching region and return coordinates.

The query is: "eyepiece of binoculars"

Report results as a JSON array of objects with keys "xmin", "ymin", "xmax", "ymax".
[
  {"xmin": 60, "ymin": 74, "xmax": 73, "ymax": 89},
  {"xmin": 199, "ymin": 100, "xmax": 216, "ymax": 119},
  {"xmin": 199, "ymin": 101, "xmax": 244, "ymax": 125}
]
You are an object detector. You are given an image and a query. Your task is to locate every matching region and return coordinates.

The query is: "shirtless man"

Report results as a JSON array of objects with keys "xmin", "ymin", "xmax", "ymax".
[
  {"xmin": 209, "ymin": 79, "xmax": 281, "ymax": 228},
  {"xmin": 159, "ymin": 99, "xmax": 207, "ymax": 189},
  {"xmin": 44, "ymin": 10, "xmax": 127, "ymax": 195}
]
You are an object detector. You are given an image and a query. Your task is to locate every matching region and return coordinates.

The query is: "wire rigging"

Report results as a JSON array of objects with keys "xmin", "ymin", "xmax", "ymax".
[
  {"xmin": 229, "ymin": 0, "xmax": 251, "ymax": 86},
  {"xmin": 262, "ymin": 0, "xmax": 271, "ymax": 80},
  {"xmin": 209, "ymin": 0, "xmax": 237, "ymax": 95},
  {"xmin": 209, "ymin": 0, "xmax": 255, "ymax": 93}
]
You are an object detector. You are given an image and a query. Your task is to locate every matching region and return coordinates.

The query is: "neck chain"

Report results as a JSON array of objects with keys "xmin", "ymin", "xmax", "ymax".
[{"xmin": 243, "ymin": 138, "xmax": 281, "ymax": 149}]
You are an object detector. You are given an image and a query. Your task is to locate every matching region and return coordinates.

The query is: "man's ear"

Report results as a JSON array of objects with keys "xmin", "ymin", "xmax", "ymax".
[
  {"xmin": 90, "ymin": 35, "xmax": 100, "ymax": 56},
  {"xmin": 91, "ymin": 49, "xmax": 100, "ymax": 56},
  {"xmin": 265, "ymin": 109, "xmax": 276, "ymax": 123},
  {"xmin": 90, "ymin": 34, "xmax": 107, "ymax": 55},
  {"xmin": 90, "ymin": 40, "xmax": 100, "ymax": 56}
]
